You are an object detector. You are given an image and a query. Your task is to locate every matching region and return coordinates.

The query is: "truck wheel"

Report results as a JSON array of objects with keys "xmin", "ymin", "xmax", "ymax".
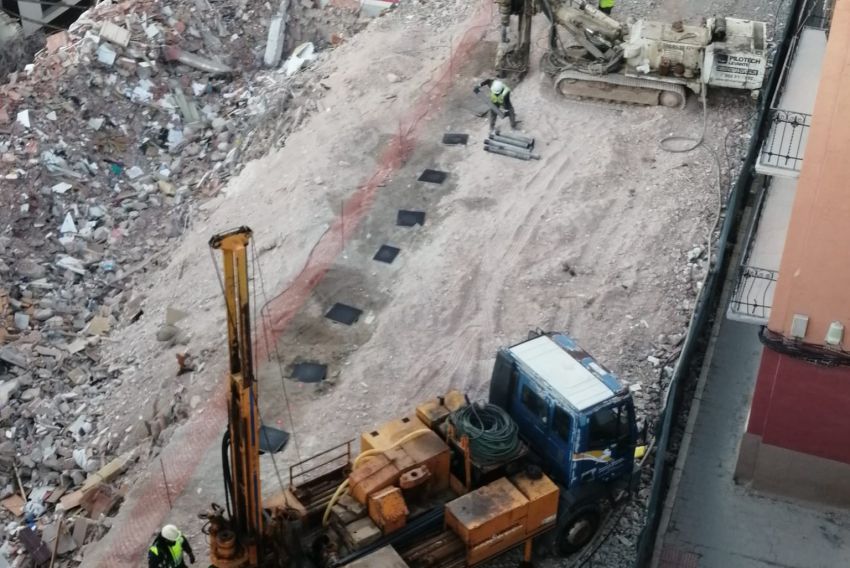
[{"xmin": 557, "ymin": 507, "xmax": 601, "ymax": 556}]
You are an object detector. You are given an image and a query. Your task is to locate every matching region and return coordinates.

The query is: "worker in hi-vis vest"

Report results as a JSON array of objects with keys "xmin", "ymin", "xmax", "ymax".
[
  {"xmin": 474, "ymin": 78, "xmax": 519, "ymax": 132},
  {"xmin": 598, "ymin": 0, "xmax": 614, "ymax": 14},
  {"xmin": 148, "ymin": 524, "xmax": 195, "ymax": 568}
]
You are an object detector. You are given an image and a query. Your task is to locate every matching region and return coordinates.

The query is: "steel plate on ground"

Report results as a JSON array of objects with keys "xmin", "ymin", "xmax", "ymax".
[{"xmin": 325, "ymin": 303, "xmax": 363, "ymax": 325}]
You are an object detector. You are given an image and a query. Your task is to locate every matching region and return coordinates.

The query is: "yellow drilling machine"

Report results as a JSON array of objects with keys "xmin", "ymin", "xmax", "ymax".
[{"xmin": 202, "ymin": 226, "xmax": 646, "ymax": 567}]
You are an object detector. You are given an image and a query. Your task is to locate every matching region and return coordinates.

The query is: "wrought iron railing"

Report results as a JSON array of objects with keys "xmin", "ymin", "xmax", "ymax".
[
  {"xmin": 759, "ymin": 109, "xmax": 812, "ymax": 173},
  {"xmin": 729, "ymin": 265, "xmax": 779, "ymax": 321},
  {"xmin": 802, "ymin": 0, "xmax": 832, "ymax": 30}
]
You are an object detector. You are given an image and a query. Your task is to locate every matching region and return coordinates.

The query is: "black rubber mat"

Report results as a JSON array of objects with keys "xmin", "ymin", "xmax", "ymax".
[
  {"xmin": 397, "ymin": 210, "xmax": 426, "ymax": 227},
  {"xmin": 259, "ymin": 425, "xmax": 289, "ymax": 454},
  {"xmin": 292, "ymin": 362, "xmax": 328, "ymax": 383},
  {"xmin": 374, "ymin": 245, "xmax": 401, "ymax": 264},
  {"xmin": 442, "ymin": 133, "xmax": 469, "ymax": 146},
  {"xmin": 325, "ymin": 303, "xmax": 363, "ymax": 325},
  {"xmin": 418, "ymin": 169, "xmax": 448, "ymax": 184}
]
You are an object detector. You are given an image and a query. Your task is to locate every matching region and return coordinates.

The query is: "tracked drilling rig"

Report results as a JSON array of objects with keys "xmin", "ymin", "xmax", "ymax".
[{"xmin": 495, "ymin": 0, "xmax": 768, "ymax": 106}]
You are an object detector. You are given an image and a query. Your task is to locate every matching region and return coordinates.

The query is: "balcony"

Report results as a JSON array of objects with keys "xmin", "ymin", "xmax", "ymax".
[
  {"xmin": 728, "ymin": 177, "xmax": 797, "ymax": 324},
  {"xmin": 731, "ymin": 13, "xmax": 830, "ymax": 324},
  {"xmin": 755, "ymin": 27, "xmax": 827, "ymax": 177}
]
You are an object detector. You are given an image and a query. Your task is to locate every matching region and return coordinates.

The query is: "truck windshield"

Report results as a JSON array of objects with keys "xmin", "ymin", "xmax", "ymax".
[{"xmin": 588, "ymin": 404, "xmax": 629, "ymax": 450}]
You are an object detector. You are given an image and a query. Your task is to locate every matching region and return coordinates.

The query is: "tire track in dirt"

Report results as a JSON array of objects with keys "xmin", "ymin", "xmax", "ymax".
[{"xmin": 399, "ymin": 148, "xmax": 574, "ymax": 400}]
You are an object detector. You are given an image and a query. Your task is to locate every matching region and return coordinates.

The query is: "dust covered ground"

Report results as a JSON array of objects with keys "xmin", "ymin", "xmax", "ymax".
[{"xmin": 69, "ymin": 0, "xmax": 784, "ymax": 564}]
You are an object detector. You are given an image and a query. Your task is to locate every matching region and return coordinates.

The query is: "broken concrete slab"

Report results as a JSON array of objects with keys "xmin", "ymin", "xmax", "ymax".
[
  {"xmin": 163, "ymin": 46, "xmax": 233, "ymax": 75},
  {"xmin": 42, "ymin": 518, "xmax": 77, "ymax": 555},
  {"xmin": 81, "ymin": 483, "xmax": 122, "ymax": 518},
  {"xmin": 60, "ymin": 212, "xmax": 78, "ymax": 234},
  {"xmin": 360, "ymin": 0, "xmax": 394, "ymax": 17},
  {"xmin": 169, "ymin": 82, "xmax": 202, "ymax": 124},
  {"xmin": 264, "ymin": 12, "xmax": 288, "ymax": 67},
  {"xmin": 1, "ymin": 494, "xmax": 24, "ymax": 516},
  {"xmin": 0, "ymin": 379, "xmax": 20, "ymax": 405},
  {"xmin": 165, "ymin": 306, "xmax": 189, "ymax": 326},
  {"xmin": 81, "ymin": 450, "xmax": 136, "ymax": 492},
  {"xmin": 0, "ymin": 345, "xmax": 27, "ymax": 368},
  {"xmin": 72, "ymin": 517, "xmax": 92, "ymax": 547},
  {"xmin": 16, "ymin": 109, "xmax": 30, "ymax": 129},
  {"xmin": 51, "ymin": 181, "xmax": 73, "ymax": 194},
  {"xmin": 283, "ymin": 42, "xmax": 316, "ymax": 76},
  {"xmin": 14, "ymin": 312, "xmax": 30, "ymax": 330},
  {"xmin": 96, "ymin": 43, "xmax": 118, "ymax": 66},
  {"xmin": 99, "ymin": 22, "xmax": 130, "ymax": 47},
  {"xmin": 85, "ymin": 315, "xmax": 111, "ymax": 335},
  {"xmin": 56, "ymin": 256, "xmax": 86, "ymax": 275}
]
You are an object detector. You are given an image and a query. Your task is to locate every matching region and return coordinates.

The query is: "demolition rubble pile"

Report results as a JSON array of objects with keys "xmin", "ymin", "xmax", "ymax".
[{"xmin": 0, "ymin": 0, "xmax": 364, "ymax": 564}]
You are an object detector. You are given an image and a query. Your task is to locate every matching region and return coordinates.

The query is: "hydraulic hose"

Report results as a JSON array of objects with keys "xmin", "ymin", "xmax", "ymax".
[
  {"xmin": 449, "ymin": 403, "xmax": 520, "ymax": 465},
  {"xmin": 221, "ymin": 430, "xmax": 233, "ymax": 518}
]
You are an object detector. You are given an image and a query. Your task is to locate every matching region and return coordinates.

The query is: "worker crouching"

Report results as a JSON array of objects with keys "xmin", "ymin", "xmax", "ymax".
[
  {"xmin": 149, "ymin": 524, "xmax": 196, "ymax": 568},
  {"xmin": 474, "ymin": 79, "xmax": 518, "ymax": 132}
]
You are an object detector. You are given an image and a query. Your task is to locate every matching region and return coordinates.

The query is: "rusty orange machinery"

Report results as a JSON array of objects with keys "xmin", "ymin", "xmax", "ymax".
[
  {"xmin": 445, "ymin": 473, "xmax": 559, "ymax": 565},
  {"xmin": 348, "ymin": 412, "xmax": 452, "ymax": 533},
  {"xmin": 344, "ymin": 390, "xmax": 558, "ymax": 566},
  {"xmin": 342, "ymin": 391, "xmax": 466, "ymax": 536}
]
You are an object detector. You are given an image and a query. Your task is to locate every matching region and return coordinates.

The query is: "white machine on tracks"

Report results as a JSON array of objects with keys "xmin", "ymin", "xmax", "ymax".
[{"xmin": 496, "ymin": 0, "xmax": 768, "ymax": 107}]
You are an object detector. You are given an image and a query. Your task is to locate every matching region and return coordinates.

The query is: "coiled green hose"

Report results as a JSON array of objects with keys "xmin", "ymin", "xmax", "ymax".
[{"xmin": 450, "ymin": 403, "xmax": 520, "ymax": 465}]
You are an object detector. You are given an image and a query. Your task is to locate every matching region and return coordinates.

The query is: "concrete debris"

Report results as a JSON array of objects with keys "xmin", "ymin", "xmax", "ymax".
[
  {"xmin": 60, "ymin": 212, "xmax": 77, "ymax": 234},
  {"xmin": 95, "ymin": 43, "xmax": 117, "ymax": 66},
  {"xmin": 99, "ymin": 22, "xmax": 130, "ymax": 47},
  {"xmin": 15, "ymin": 109, "xmax": 30, "ymax": 129},
  {"xmin": 284, "ymin": 42, "xmax": 317, "ymax": 77},
  {"xmin": 0, "ymin": 0, "xmax": 364, "ymax": 562},
  {"xmin": 264, "ymin": 1, "xmax": 290, "ymax": 68},
  {"xmin": 165, "ymin": 307, "xmax": 189, "ymax": 326},
  {"xmin": 45, "ymin": 32, "xmax": 70, "ymax": 54},
  {"xmin": 0, "ymin": 346, "xmax": 27, "ymax": 368},
  {"xmin": 163, "ymin": 46, "xmax": 233, "ymax": 75}
]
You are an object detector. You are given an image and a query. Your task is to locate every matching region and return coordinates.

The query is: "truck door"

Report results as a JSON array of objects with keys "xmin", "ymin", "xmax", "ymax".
[
  {"xmin": 574, "ymin": 401, "xmax": 635, "ymax": 484},
  {"xmin": 546, "ymin": 404, "xmax": 574, "ymax": 487},
  {"xmin": 509, "ymin": 376, "xmax": 575, "ymax": 486},
  {"xmin": 511, "ymin": 378, "xmax": 550, "ymax": 444}
]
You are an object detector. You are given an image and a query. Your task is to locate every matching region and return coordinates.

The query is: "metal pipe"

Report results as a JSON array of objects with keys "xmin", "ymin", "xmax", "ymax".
[
  {"xmin": 484, "ymin": 138, "xmax": 537, "ymax": 155},
  {"xmin": 494, "ymin": 129, "xmax": 535, "ymax": 146},
  {"xmin": 484, "ymin": 145, "xmax": 540, "ymax": 160},
  {"xmin": 489, "ymin": 133, "xmax": 532, "ymax": 149}
]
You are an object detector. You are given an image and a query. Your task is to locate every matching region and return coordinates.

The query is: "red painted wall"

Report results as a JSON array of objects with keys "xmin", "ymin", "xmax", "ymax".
[{"xmin": 747, "ymin": 349, "xmax": 850, "ymax": 465}]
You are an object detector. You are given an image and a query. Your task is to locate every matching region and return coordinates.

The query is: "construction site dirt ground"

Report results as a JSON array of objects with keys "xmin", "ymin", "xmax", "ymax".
[{"xmin": 76, "ymin": 0, "xmax": 782, "ymax": 565}]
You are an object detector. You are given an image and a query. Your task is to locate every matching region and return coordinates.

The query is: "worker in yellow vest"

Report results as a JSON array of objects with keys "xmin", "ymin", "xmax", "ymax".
[
  {"xmin": 148, "ymin": 524, "xmax": 195, "ymax": 567},
  {"xmin": 598, "ymin": 0, "xmax": 614, "ymax": 14},
  {"xmin": 474, "ymin": 78, "xmax": 519, "ymax": 132}
]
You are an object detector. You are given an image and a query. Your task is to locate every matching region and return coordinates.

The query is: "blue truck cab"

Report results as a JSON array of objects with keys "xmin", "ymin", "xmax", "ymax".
[{"xmin": 489, "ymin": 332, "xmax": 639, "ymax": 553}]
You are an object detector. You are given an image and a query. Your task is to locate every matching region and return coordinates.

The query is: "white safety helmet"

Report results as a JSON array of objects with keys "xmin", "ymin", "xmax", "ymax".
[
  {"xmin": 161, "ymin": 524, "xmax": 181, "ymax": 542},
  {"xmin": 490, "ymin": 79, "xmax": 505, "ymax": 95}
]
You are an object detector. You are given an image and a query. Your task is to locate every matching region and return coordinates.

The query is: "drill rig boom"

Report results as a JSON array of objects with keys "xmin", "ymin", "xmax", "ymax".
[{"xmin": 207, "ymin": 227, "xmax": 263, "ymax": 567}]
